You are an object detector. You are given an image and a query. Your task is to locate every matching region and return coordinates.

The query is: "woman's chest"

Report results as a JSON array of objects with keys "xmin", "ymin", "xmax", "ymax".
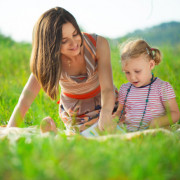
[{"xmin": 63, "ymin": 58, "xmax": 87, "ymax": 76}]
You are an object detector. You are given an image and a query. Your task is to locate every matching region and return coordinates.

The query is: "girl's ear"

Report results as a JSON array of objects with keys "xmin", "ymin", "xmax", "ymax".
[{"xmin": 149, "ymin": 60, "xmax": 155, "ymax": 70}]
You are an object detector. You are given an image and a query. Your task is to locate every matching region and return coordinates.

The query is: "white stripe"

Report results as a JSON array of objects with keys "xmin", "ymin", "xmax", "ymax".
[
  {"xmin": 84, "ymin": 36, "xmax": 96, "ymax": 55},
  {"xmin": 119, "ymin": 78, "xmax": 175, "ymax": 131},
  {"xmin": 85, "ymin": 54, "xmax": 95, "ymax": 72}
]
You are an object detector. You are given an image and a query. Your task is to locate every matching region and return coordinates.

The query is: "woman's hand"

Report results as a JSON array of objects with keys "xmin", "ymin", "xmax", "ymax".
[{"xmin": 98, "ymin": 111, "xmax": 117, "ymax": 133}]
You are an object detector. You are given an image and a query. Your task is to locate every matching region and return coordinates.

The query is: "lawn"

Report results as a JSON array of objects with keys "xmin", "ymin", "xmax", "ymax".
[{"xmin": 0, "ymin": 35, "xmax": 180, "ymax": 180}]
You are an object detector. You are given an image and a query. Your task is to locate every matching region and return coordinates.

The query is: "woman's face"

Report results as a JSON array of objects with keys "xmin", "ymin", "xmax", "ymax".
[{"xmin": 60, "ymin": 22, "xmax": 82, "ymax": 57}]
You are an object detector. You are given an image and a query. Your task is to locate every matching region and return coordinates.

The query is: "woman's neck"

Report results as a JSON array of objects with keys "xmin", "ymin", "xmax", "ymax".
[
  {"xmin": 61, "ymin": 46, "xmax": 87, "ymax": 75},
  {"xmin": 62, "ymin": 46, "xmax": 83, "ymax": 61}
]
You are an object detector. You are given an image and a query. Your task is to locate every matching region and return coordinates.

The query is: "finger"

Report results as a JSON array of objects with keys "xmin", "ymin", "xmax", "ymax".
[{"xmin": 98, "ymin": 122, "xmax": 104, "ymax": 131}]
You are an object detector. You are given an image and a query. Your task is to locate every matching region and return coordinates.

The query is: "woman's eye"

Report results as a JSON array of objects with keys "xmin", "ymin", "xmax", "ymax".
[
  {"xmin": 61, "ymin": 40, "xmax": 67, "ymax": 44},
  {"xmin": 73, "ymin": 33, "xmax": 78, "ymax": 37}
]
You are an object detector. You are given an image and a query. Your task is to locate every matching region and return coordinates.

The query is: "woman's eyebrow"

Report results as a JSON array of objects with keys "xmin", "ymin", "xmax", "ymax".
[{"xmin": 62, "ymin": 30, "xmax": 77, "ymax": 40}]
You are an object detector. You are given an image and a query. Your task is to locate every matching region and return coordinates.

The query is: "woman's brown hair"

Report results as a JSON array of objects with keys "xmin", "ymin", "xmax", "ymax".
[{"xmin": 30, "ymin": 7, "xmax": 83, "ymax": 100}]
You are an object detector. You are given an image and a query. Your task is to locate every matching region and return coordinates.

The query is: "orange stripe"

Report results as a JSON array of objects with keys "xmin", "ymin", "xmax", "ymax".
[
  {"xmin": 77, "ymin": 77, "xmax": 86, "ymax": 80},
  {"xmin": 83, "ymin": 32, "xmax": 96, "ymax": 47},
  {"xmin": 83, "ymin": 40, "xmax": 96, "ymax": 61},
  {"xmin": 78, "ymin": 114, "xmax": 87, "ymax": 118},
  {"xmin": 63, "ymin": 85, "xmax": 100, "ymax": 99},
  {"xmin": 57, "ymin": 99, "xmax": 60, "ymax": 104}
]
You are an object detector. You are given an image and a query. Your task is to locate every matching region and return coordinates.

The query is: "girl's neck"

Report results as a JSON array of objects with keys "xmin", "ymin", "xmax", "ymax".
[{"xmin": 137, "ymin": 74, "xmax": 157, "ymax": 88}]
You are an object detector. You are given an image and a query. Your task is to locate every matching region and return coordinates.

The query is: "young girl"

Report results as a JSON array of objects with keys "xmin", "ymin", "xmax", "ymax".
[{"xmin": 114, "ymin": 39, "xmax": 180, "ymax": 132}]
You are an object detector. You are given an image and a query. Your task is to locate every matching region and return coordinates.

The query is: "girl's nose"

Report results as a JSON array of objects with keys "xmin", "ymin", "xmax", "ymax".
[{"xmin": 130, "ymin": 74, "xmax": 136, "ymax": 81}]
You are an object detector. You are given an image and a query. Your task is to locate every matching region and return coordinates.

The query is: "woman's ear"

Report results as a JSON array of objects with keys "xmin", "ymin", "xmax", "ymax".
[{"xmin": 149, "ymin": 60, "xmax": 155, "ymax": 70}]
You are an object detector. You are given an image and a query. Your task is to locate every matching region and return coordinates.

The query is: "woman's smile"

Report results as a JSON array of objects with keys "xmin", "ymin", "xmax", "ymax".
[
  {"xmin": 60, "ymin": 22, "xmax": 82, "ymax": 57},
  {"xmin": 69, "ymin": 44, "xmax": 79, "ymax": 51}
]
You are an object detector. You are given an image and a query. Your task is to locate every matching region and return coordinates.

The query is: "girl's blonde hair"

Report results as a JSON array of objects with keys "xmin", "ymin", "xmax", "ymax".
[{"xmin": 120, "ymin": 39, "xmax": 162, "ymax": 65}]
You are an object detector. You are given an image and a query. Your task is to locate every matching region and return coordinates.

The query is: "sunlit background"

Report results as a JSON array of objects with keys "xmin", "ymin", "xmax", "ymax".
[
  {"xmin": 0, "ymin": 1, "xmax": 180, "ymax": 179},
  {"xmin": 0, "ymin": 0, "xmax": 180, "ymax": 42}
]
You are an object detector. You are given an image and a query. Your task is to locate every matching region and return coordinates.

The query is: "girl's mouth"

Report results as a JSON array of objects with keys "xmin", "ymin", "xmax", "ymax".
[{"xmin": 132, "ymin": 81, "xmax": 139, "ymax": 86}]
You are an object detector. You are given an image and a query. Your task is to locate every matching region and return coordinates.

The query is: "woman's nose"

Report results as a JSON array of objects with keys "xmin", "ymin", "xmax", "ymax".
[{"xmin": 69, "ymin": 38, "xmax": 76, "ymax": 46}]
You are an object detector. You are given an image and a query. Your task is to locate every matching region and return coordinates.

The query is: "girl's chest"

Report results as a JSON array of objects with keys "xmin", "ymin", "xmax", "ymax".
[{"xmin": 126, "ymin": 88, "xmax": 163, "ymax": 109}]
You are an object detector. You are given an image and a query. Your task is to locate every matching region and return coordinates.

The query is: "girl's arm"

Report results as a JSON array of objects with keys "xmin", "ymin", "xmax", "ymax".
[
  {"xmin": 96, "ymin": 36, "xmax": 115, "ymax": 131},
  {"xmin": 149, "ymin": 98, "xmax": 180, "ymax": 128},
  {"xmin": 112, "ymin": 103, "xmax": 124, "ymax": 119},
  {"xmin": 7, "ymin": 73, "xmax": 41, "ymax": 127}
]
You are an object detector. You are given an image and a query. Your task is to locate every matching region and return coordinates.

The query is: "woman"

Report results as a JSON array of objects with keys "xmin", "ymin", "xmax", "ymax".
[{"xmin": 7, "ymin": 7, "xmax": 118, "ymax": 134}]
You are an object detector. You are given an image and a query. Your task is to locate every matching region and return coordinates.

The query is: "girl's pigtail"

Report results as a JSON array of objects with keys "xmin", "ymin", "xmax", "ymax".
[{"xmin": 151, "ymin": 48, "xmax": 162, "ymax": 65}]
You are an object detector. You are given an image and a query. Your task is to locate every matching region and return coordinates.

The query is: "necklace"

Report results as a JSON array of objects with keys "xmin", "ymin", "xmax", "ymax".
[
  {"xmin": 119, "ymin": 73, "xmax": 154, "ymax": 131},
  {"xmin": 66, "ymin": 49, "xmax": 83, "ymax": 68},
  {"xmin": 68, "ymin": 59, "xmax": 71, "ymax": 67}
]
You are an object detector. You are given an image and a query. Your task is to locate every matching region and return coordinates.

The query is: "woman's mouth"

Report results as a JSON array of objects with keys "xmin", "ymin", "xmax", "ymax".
[{"xmin": 70, "ymin": 45, "xmax": 78, "ymax": 51}]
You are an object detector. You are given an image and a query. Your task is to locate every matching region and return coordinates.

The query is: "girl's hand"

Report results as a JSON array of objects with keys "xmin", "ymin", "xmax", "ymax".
[
  {"xmin": 112, "ymin": 110, "xmax": 126, "ymax": 124},
  {"xmin": 112, "ymin": 111, "xmax": 121, "ymax": 119}
]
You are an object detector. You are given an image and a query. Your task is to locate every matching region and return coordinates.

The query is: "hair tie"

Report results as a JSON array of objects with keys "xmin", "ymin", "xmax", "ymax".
[
  {"xmin": 151, "ymin": 48, "xmax": 155, "ymax": 51},
  {"xmin": 146, "ymin": 48, "xmax": 150, "ymax": 55}
]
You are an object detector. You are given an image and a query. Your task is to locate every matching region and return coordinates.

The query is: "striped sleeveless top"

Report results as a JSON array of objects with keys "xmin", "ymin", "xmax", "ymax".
[{"xmin": 59, "ymin": 33, "xmax": 100, "ymax": 99}]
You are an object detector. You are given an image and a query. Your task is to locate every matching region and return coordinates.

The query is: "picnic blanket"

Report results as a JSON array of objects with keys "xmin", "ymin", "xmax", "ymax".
[{"xmin": 0, "ymin": 125, "xmax": 179, "ymax": 141}]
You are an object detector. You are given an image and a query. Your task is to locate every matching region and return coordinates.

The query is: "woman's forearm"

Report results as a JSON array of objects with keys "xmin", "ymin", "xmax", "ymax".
[
  {"xmin": 100, "ymin": 88, "xmax": 115, "ymax": 115},
  {"xmin": 7, "ymin": 92, "xmax": 33, "ymax": 127},
  {"xmin": 98, "ymin": 88, "xmax": 116, "ymax": 130},
  {"xmin": 7, "ymin": 73, "xmax": 41, "ymax": 127},
  {"xmin": 7, "ymin": 104, "xmax": 23, "ymax": 127}
]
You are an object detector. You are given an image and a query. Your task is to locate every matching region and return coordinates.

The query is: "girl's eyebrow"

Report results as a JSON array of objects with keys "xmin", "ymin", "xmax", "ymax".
[{"xmin": 62, "ymin": 29, "xmax": 77, "ymax": 40}]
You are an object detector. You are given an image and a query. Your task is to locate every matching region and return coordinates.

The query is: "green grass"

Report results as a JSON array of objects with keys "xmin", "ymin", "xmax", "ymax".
[
  {"xmin": 0, "ymin": 132, "xmax": 180, "ymax": 180},
  {"xmin": 0, "ymin": 35, "xmax": 180, "ymax": 180}
]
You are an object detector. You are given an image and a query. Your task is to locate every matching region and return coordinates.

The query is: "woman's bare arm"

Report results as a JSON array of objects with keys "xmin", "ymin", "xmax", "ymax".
[
  {"xmin": 7, "ymin": 73, "xmax": 41, "ymax": 127},
  {"xmin": 96, "ymin": 36, "xmax": 116, "ymax": 131}
]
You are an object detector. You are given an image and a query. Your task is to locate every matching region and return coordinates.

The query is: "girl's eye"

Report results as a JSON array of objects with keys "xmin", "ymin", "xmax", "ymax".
[
  {"xmin": 135, "ymin": 71, "xmax": 141, "ymax": 73},
  {"xmin": 125, "ymin": 72, "xmax": 130, "ymax": 75}
]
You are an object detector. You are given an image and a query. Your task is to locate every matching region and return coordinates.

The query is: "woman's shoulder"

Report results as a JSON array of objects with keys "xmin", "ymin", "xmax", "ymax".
[
  {"xmin": 82, "ymin": 32, "xmax": 97, "ymax": 45},
  {"xmin": 82, "ymin": 32, "xmax": 108, "ymax": 48}
]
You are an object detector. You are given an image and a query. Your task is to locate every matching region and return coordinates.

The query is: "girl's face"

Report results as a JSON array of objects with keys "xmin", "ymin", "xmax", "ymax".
[
  {"xmin": 60, "ymin": 22, "xmax": 82, "ymax": 57},
  {"xmin": 122, "ymin": 55, "xmax": 155, "ymax": 87}
]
